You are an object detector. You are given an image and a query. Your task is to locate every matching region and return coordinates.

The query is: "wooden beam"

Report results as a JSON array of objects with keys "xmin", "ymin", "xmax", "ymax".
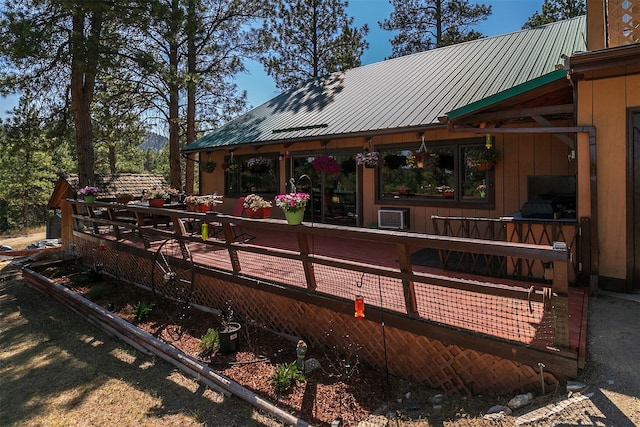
[
  {"xmin": 531, "ymin": 115, "xmax": 575, "ymax": 147},
  {"xmin": 459, "ymin": 104, "xmax": 574, "ymax": 125}
]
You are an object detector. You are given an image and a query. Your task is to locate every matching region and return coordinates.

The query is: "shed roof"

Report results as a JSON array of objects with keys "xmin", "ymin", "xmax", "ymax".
[
  {"xmin": 47, "ymin": 174, "xmax": 168, "ymax": 209},
  {"xmin": 183, "ymin": 16, "xmax": 586, "ymax": 153}
]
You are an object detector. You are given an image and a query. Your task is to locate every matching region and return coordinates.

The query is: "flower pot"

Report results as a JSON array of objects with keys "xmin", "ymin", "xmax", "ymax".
[
  {"xmin": 187, "ymin": 203, "xmax": 196, "ymax": 212},
  {"xmin": 442, "ymin": 192, "xmax": 454, "ymax": 198},
  {"xmin": 116, "ymin": 197, "xmax": 132, "ymax": 204},
  {"xmin": 218, "ymin": 322, "xmax": 241, "ymax": 354},
  {"xmin": 284, "ymin": 209, "xmax": 305, "ymax": 225},
  {"xmin": 261, "ymin": 207, "xmax": 272, "ymax": 218},
  {"xmin": 148, "ymin": 198, "xmax": 165, "ymax": 208},
  {"xmin": 83, "ymin": 195, "xmax": 96, "ymax": 203},
  {"xmin": 244, "ymin": 207, "xmax": 262, "ymax": 218},
  {"xmin": 197, "ymin": 204, "xmax": 210, "ymax": 212}
]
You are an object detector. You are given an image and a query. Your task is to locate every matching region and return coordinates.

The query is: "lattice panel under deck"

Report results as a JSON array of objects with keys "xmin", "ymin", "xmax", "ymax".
[
  {"xmin": 192, "ymin": 271, "xmax": 558, "ymax": 396},
  {"xmin": 74, "ymin": 233, "xmax": 560, "ymax": 395}
]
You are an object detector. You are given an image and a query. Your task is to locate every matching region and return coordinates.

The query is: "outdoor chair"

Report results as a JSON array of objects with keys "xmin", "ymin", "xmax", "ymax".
[{"xmin": 209, "ymin": 197, "xmax": 255, "ymax": 243}]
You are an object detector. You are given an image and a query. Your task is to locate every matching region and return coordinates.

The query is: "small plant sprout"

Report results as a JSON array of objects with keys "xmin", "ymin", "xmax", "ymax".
[
  {"xmin": 133, "ymin": 301, "xmax": 155, "ymax": 322},
  {"xmin": 199, "ymin": 328, "xmax": 220, "ymax": 357},
  {"xmin": 272, "ymin": 362, "xmax": 305, "ymax": 393}
]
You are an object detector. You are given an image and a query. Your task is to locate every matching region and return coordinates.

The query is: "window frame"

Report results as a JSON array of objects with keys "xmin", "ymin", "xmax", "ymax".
[
  {"xmin": 223, "ymin": 153, "xmax": 280, "ymax": 198},
  {"xmin": 375, "ymin": 137, "xmax": 495, "ymax": 209}
]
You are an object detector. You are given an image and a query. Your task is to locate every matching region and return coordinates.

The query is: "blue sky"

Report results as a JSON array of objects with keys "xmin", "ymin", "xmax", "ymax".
[
  {"xmin": 237, "ymin": 0, "xmax": 545, "ymax": 108},
  {"xmin": 0, "ymin": 0, "xmax": 545, "ymax": 120}
]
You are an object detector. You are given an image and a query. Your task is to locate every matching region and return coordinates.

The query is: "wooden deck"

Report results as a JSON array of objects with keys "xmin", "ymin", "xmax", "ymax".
[{"xmin": 68, "ymin": 200, "xmax": 588, "ymax": 392}]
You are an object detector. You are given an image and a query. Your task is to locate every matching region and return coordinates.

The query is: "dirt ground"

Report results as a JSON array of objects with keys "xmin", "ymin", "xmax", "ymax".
[
  {"xmin": 1, "ymin": 251, "xmax": 639, "ymax": 426},
  {"xmin": 0, "ymin": 229, "xmax": 46, "ymax": 250}
]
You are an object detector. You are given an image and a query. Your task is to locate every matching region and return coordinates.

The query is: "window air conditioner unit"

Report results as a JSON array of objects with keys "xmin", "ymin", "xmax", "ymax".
[{"xmin": 378, "ymin": 208, "xmax": 409, "ymax": 230}]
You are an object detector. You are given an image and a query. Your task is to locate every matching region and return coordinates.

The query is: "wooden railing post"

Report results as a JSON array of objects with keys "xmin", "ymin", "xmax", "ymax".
[
  {"xmin": 397, "ymin": 243, "xmax": 418, "ymax": 316},
  {"xmin": 296, "ymin": 232, "xmax": 317, "ymax": 291},
  {"xmin": 552, "ymin": 242, "xmax": 570, "ymax": 348},
  {"xmin": 221, "ymin": 223, "xmax": 241, "ymax": 273}
]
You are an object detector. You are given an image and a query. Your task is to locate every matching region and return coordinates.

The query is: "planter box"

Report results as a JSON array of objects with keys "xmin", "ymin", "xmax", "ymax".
[{"xmin": 244, "ymin": 207, "xmax": 271, "ymax": 218}]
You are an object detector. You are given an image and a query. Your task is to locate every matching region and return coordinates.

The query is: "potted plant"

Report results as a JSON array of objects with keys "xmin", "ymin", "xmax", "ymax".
[
  {"xmin": 243, "ymin": 194, "xmax": 272, "ymax": 218},
  {"xmin": 465, "ymin": 146, "xmax": 498, "ymax": 170},
  {"xmin": 222, "ymin": 157, "xmax": 242, "ymax": 173},
  {"xmin": 406, "ymin": 151, "xmax": 427, "ymax": 169},
  {"xmin": 184, "ymin": 195, "xmax": 198, "ymax": 211},
  {"xmin": 311, "ymin": 155, "xmax": 340, "ymax": 175},
  {"xmin": 202, "ymin": 159, "xmax": 217, "ymax": 173},
  {"xmin": 476, "ymin": 183, "xmax": 487, "ymax": 198},
  {"xmin": 247, "ymin": 156, "xmax": 271, "ymax": 173},
  {"xmin": 274, "ymin": 192, "xmax": 310, "ymax": 225},
  {"xmin": 78, "ymin": 186, "xmax": 99, "ymax": 203},
  {"xmin": 356, "ymin": 150, "xmax": 383, "ymax": 168},
  {"xmin": 217, "ymin": 302, "xmax": 241, "ymax": 354},
  {"xmin": 437, "ymin": 185, "xmax": 455, "ymax": 198},
  {"xmin": 143, "ymin": 188, "xmax": 170, "ymax": 207}
]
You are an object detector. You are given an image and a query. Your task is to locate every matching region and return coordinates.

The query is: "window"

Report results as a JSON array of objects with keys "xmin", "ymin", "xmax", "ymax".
[
  {"xmin": 379, "ymin": 139, "xmax": 493, "ymax": 205},
  {"xmin": 224, "ymin": 155, "xmax": 278, "ymax": 197}
]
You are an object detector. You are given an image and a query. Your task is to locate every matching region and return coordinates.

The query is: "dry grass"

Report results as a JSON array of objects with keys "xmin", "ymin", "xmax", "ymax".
[
  {"xmin": 0, "ymin": 273, "xmax": 283, "ymax": 427},
  {"xmin": 0, "ymin": 227, "xmax": 46, "ymax": 250}
]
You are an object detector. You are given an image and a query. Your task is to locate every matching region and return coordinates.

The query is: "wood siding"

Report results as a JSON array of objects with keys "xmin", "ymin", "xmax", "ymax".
[{"xmin": 577, "ymin": 73, "xmax": 640, "ymax": 280}]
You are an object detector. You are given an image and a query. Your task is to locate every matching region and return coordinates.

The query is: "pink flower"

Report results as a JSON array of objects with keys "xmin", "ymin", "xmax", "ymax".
[{"xmin": 311, "ymin": 155, "xmax": 340, "ymax": 175}]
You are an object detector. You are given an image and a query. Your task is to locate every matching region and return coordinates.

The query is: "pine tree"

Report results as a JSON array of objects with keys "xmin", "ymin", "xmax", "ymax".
[
  {"xmin": 0, "ymin": 97, "xmax": 74, "ymax": 230},
  {"xmin": 380, "ymin": 0, "xmax": 491, "ymax": 58},
  {"xmin": 522, "ymin": 0, "xmax": 586, "ymax": 29},
  {"xmin": 125, "ymin": 0, "xmax": 264, "ymax": 190},
  {"xmin": 259, "ymin": 0, "xmax": 369, "ymax": 91},
  {"xmin": 0, "ymin": 0, "xmax": 142, "ymax": 188}
]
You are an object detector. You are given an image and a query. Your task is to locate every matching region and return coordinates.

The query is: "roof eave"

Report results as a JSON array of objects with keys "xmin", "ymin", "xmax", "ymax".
[
  {"xmin": 445, "ymin": 69, "xmax": 569, "ymax": 121},
  {"xmin": 181, "ymin": 123, "xmax": 448, "ymax": 153}
]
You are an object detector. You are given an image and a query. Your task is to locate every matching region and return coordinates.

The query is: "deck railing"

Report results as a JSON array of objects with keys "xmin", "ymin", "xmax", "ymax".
[
  {"xmin": 432, "ymin": 215, "xmax": 589, "ymax": 285},
  {"xmin": 69, "ymin": 200, "xmax": 573, "ymax": 353}
]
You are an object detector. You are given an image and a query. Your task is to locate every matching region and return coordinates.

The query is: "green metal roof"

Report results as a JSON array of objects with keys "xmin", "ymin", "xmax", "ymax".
[
  {"xmin": 183, "ymin": 16, "xmax": 586, "ymax": 153},
  {"xmin": 445, "ymin": 68, "xmax": 568, "ymax": 120}
]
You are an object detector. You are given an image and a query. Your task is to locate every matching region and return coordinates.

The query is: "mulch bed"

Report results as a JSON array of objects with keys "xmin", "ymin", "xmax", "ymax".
[{"xmin": 36, "ymin": 261, "xmax": 500, "ymax": 426}]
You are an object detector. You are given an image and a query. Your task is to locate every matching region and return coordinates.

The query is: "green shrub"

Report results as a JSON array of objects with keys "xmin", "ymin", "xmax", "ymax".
[
  {"xmin": 133, "ymin": 301, "xmax": 155, "ymax": 322},
  {"xmin": 199, "ymin": 328, "xmax": 220, "ymax": 357},
  {"xmin": 85, "ymin": 284, "xmax": 111, "ymax": 301},
  {"xmin": 272, "ymin": 362, "xmax": 305, "ymax": 393}
]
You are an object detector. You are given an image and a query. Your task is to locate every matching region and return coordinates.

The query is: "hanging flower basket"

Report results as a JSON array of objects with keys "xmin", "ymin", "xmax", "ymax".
[
  {"xmin": 406, "ymin": 151, "xmax": 427, "ymax": 169},
  {"xmin": 247, "ymin": 157, "xmax": 271, "ymax": 173},
  {"xmin": 202, "ymin": 160, "xmax": 217, "ymax": 173},
  {"xmin": 275, "ymin": 192, "xmax": 310, "ymax": 224},
  {"xmin": 311, "ymin": 155, "xmax": 340, "ymax": 175},
  {"xmin": 356, "ymin": 150, "xmax": 383, "ymax": 168},
  {"xmin": 222, "ymin": 155, "xmax": 242, "ymax": 173}
]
